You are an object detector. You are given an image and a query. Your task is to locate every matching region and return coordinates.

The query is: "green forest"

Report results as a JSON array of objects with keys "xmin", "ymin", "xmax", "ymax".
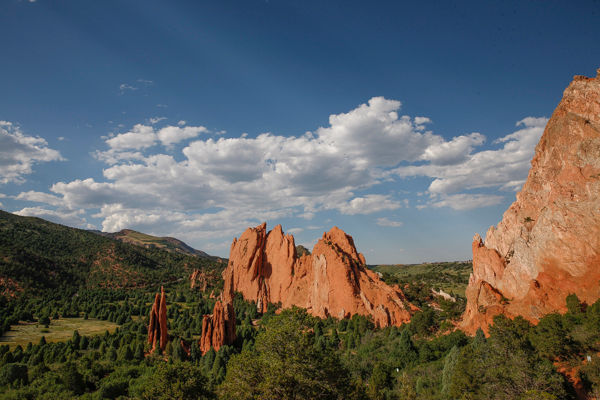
[
  {"xmin": 2, "ymin": 284, "xmax": 600, "ymax": 399},
  {"xmin": 1, "ymin": 212, "xmax": 599, "ymax": 399}
]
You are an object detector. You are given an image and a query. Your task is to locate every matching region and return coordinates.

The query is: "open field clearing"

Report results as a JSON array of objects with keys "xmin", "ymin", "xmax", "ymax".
[{"xmin": 0, "ymin": 317, "xmax": 118, "ymax": 349}]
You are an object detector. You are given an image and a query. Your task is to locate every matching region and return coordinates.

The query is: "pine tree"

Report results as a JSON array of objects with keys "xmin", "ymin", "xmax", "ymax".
[
  {"xmin": 190, "ymin": 342, "xmax": 201, "ymax": 363},
  {"xmin": 329, "ymin": 328, "xmax": 340, "ymax": 348},
  {"xmin": 398, "ymin": 329, "xmax": 418, "ymax": 368},
  {"xmin": 107, "ymin": 347, "xmax": 117, "ymax": 362},
  {"xmin": 211, "ymin": 352, "xmax": 224, "ymax": 381},
  {"xmin": 134, "ymin": 343, "xmax": 145, "ymax": 360},
  {"xmin": 71, "ymin": 330, "xmax": 81, "ymax": 350},
  {"xmin": 172, "ymin": 341, "xmax": 186, "ymax": 362},
  {"xmin": 369, "ymin": 363, "xmax": 391, "ymax": 400},
  {"xmin": 119, "ymin": 345, "xmax": 133, "ymax": 361},
  {"xmin": 441, "ymin": 345, "xmax": 459, "ymax": 397},
  {"xmin": 203, "ymin": 348, "xmax": 216, "ymax": 371}
]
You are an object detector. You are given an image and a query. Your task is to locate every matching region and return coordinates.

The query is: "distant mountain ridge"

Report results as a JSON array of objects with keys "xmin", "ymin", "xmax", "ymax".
[
  {"xmin": 0, "ymin": 210, "xmax": 223, "ymax": 295},
  {"xmin": 92, "ymin": 228, "xmax": 218, "ymax": 260}
]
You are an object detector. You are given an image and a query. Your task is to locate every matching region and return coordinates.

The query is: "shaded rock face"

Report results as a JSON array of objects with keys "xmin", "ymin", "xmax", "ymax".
[
  {"xmin": 147, "ymin": 286, "xmax": 168, "ymax": 353},
  {"xmin": 199, "ymin": 300, "xmax": 236, "ymax": 354},
  {"xmin": 462, "ymin": 70, "xmax": 600, "ymax": 334},
  {"xmin": 223, "ymin": 223, "xmax": 414, "ymax": 327}
]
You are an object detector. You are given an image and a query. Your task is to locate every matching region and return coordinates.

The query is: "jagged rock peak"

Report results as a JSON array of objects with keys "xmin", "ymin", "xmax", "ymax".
[
  {"xmin": 461, "ymin": 71, "xmax": 600, "ymax": 334},
  {"xmin": 147, "ymin": 286, "xmax": 168, "ymax": 353},
  {"xmin": 223, "ymin": 223, "xmax": 415, "ymax": 327},
  {"xmin": 319, "ymin": 226, "xmax": 367, "ymax": 265}
]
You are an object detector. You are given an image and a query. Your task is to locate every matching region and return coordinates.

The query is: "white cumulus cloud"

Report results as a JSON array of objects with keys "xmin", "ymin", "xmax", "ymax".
[
  {"xmin": 157, "ymin": 125, "xmax": 207, "ymax": 147},
  {"xmin": 105, "ymin": 124, "xmax": 157, "ymax": 151},
  {"xmin": 14, "ymin": 207, "xmax": 94, "ymax": 229},
  {"xmin": 395, "ymin": 116, "xmax": 548, "ymax": 196},
  {"xmin": 15, "ymin": 191, "xmax": 63, "ymax": 207},
  {"xmin": 376, "ymin": 217, "xmax": 403, "ymax": 227},
  {"xmin": 0, "ymin": 121, "xmax": 64, "ymax": 184},
  {"xmin": 421, "ymin": 132, "xmax": 485, "ymax": 165},
  {"xmin": 97, "ymin": 123, "xmax": 207, "ymax": 163},
  {"xmin": 338, "ymin": 195, "xmax": 403, "ymax": 215},
  {"xmin": 18, "ymin": 97, "xmax": 547, "ymax": 243},
  {"xmin": 425, "ymin": 193, "xmax": 505, "ymax": 210}
]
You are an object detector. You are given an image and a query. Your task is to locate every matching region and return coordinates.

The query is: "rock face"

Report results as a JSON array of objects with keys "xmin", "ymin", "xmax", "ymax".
[
  {"xmin": 147, "ymin": 286, "xmax": 168, "ymax": 353},
  {"xmin": 223, "ymin": 223, "xmax": 414, "ymax": 327},
  {"xmin": 199, "ymin": 300, "xmax": 236, "ymax": 354},
  {"xmin": 461, "ymin": 70, "xmax": 600, "ymax": 334}
]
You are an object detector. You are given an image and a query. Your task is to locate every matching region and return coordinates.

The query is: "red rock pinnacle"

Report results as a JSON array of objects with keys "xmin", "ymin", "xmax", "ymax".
[
  {"xmin": 199, "ymin": 300, "xmax": 236, "ymax": 354},
  {"xmin": 147, "ymin": 286, "xmax": 169, "ymax": 353}
]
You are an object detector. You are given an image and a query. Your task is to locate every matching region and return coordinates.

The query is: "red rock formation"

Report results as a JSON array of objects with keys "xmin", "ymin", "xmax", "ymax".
[
  {"xmin": 199, "ymin": 300, "xmax": 236, "ymax": 354},
  {"xmin": 147, "ymin": 286, "xmax": 169, "ymax": 353},
  {"xmin": 461, "ymin": 70, "xmax": 600, "ymax": 334},
  {"xmin": 223, "ymin": 223, "xmax": 414, "ymax": 327},
  {"xmin": 190, "ymin": 269, "xmax": 208, "ymax": 291},
  {"xmin": 0, "ymin": 276, "xmax": 23, "ymax": 298}
]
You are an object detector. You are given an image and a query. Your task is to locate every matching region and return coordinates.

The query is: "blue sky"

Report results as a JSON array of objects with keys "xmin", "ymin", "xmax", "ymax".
[{"xmin": 0, "ymin": 1, "xmax": 598, "ymax": 263}]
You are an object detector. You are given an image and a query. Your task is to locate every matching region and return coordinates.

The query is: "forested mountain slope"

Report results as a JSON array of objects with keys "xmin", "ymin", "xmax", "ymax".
[
  {"xmin": 94, "ymin": 228, "xmax": 219, "ymax": 260},
  {"xmin": 0, "ymin": 210, "xmax": 223, "ymax": 295}
]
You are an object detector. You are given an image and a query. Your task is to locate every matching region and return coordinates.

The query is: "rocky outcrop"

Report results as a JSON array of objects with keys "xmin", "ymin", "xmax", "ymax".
[
  {"xmin": 223, "ymin": 223, "xmax": 414, "ymax": 327},
  {"xmin": 190, "ymin": 269, "xmax": 208, "ymax": 291},
  {"xmin": 190, "ymin": 269, "xmax": 221, "ymax": 291},
  {"xmin": 432, "ymin": 288, "xmax": 456, "ymax": 303},
  {"xmin": 199, "ymin": 300, "xmax": 236, "ymax": 354},
  {"xmin": 147, "ymin": 286, "xmax": 168, "ymax": 353},
  {"xmin": 461, "ymin": 70, "xmax": 600, "ymax": 334}
]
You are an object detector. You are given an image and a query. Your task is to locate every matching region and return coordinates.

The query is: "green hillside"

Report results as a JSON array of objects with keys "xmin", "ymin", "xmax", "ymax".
[
  {"xmin": 96, "ymin": 229, "xmax": 221, "ymax": 260},
  {"xmin": 0, "ymin": 210, "xmax": 224, "ymax": 295},
  {"xmin": 370, "ymin": 261, "xmax": 472, "ymax": 296}
]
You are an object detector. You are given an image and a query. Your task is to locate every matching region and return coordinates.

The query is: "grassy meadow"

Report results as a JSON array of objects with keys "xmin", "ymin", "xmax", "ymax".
[{"xmin": 0, "ymin": 317, "xmax": 118, "ymax": 350}]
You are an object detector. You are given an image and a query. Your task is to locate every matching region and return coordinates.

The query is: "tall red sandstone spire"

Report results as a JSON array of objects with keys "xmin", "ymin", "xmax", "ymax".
[
  {"xmin": 199, "ymin": 299, "xmax": 236, "ymax": 354},
  {"xmin": 461, "ymin": 70, "xmax": 600, "ymax": 334},
  {"xmin": 222, "ymin": 223, "xmax": 415, "ymax": 327},
  {"xmin": 158, "ymin": 286, "xmax": 168, "ymax": 350},
  {"xmin": 147, "ymin": 286, "xmax": 169, "ymax": 353}
]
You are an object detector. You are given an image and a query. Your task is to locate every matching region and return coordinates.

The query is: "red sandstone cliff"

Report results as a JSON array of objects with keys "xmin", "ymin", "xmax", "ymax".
[
  {"xmin": 461, "ymin": 70, "xmax": 600, "ymax": 334},
  {"xmin": 222, "ymin": 223, "xmax": 414, "ymax": 327},
  {"xmin": 199, "ymin": 300, "xmax": 236, "ymax": 354},
  {"xmin": 147, "ymin": 286, "xmax": 168, "ymax": 353}
]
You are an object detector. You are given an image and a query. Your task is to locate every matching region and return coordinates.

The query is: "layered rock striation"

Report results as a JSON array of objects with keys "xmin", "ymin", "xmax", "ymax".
[
  {"xmin": 462, "ymin": 70, "xmax": 600, "ymax": 334},
  {"xmin": 148, "ymin": 286, "xmax": 168, "ymax": 353},
  {"xmin": 222, "ymin": 223, "xmax": 414, "ymax": 327},
  {"xmin": 199, "ymin": 300, "xmax": 236, "ymax": 354}
]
